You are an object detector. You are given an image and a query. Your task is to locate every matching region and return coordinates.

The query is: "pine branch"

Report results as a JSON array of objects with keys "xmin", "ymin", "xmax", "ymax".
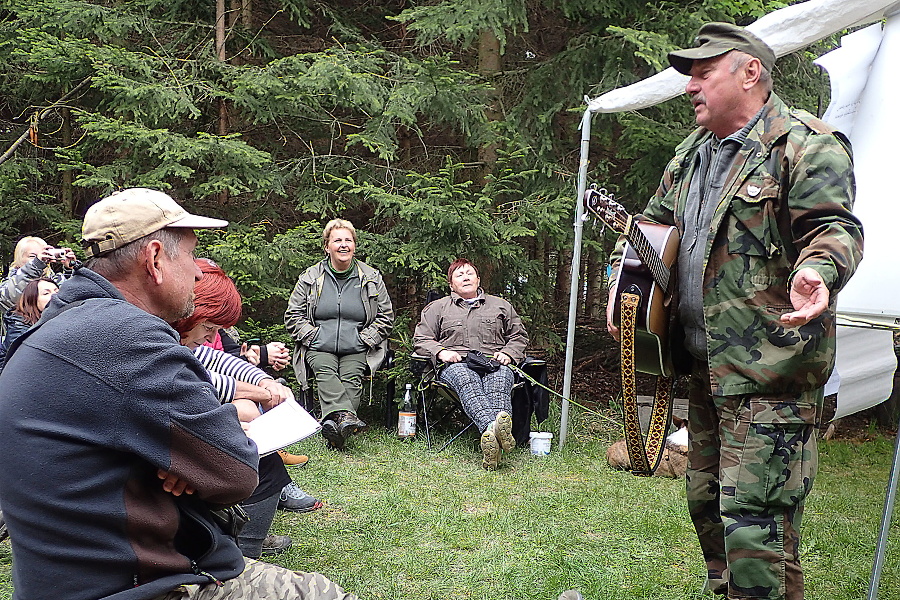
[{"xmin": 0, "ymin": 78, "xmax": 92, "ymax": 167}]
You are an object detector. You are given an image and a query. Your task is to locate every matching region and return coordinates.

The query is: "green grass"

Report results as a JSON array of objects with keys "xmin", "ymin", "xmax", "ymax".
[{"xmin": 1, "ymin": 408, "xmax": 899, "ymax": 600}]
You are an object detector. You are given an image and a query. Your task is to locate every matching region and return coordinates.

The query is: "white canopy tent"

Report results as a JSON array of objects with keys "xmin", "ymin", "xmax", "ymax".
[{"xmin": 560, "ymin": 1, "xmax": 900, "ymax": 596}]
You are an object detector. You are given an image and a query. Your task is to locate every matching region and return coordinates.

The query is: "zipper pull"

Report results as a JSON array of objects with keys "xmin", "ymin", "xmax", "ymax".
[{"xmin": 191, "ymin": 560, "xmax": 225, "ymax": 587}]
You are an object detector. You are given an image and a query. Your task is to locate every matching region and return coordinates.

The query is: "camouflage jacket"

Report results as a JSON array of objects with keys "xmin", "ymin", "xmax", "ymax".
[{"xmin": 614, "ymin": 93, "xmax": 864, "ymax": 396}]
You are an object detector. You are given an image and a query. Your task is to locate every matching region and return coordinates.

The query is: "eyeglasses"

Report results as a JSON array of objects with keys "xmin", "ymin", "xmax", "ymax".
[{"xmin": 200, "ymin": 322, "xmax": 220, "ymax": 334}]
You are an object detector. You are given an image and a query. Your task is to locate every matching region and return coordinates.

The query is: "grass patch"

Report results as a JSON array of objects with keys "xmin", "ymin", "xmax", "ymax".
[{"xmin": 1, "ymin": 411, "xmax": 899, "ymax": 600}]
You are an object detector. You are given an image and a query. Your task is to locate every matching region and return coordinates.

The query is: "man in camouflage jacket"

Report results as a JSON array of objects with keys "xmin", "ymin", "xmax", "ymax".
[{"xmin": 608, "ymin": 23, "xmax": 864, "ymax": 600}]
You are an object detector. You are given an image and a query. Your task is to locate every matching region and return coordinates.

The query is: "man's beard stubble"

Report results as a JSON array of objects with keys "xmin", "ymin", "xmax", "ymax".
[{"xmin": 166, "ymin": 293, "xmax": 195, "ymax": 325}]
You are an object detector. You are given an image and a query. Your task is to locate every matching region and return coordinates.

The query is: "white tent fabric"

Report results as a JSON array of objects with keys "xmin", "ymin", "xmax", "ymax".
[
  {"xmin": 826, "ymin": 327, "xmax": 897, "ymax": 419},
  {"xmin": 585, "ymin": 0, "xmax": 900, "ymax": 114}
]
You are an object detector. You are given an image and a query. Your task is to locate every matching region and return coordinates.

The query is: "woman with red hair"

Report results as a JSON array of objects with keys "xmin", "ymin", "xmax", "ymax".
[
  {"xmin": 173, "ymin": 259, "xmax": 322, "ymax": 559},
  {"xmin": 413, "ymin": 258, "xmax": 529, "ymax": 470}
]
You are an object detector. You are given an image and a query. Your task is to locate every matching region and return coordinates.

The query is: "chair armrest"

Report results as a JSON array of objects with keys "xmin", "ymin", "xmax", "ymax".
[{"xmin": 410, "ymin": 353, "xmax": 432, "ymax": 377}]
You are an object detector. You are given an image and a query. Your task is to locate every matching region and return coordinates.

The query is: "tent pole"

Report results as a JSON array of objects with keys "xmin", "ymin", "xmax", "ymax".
[
  {"xmin": 560, "ymin": 107, "xmax": 594, "ymax": 448},
  {"xmin": 867, "ymin": 405, "xmax": 900, "ymax": 600}
]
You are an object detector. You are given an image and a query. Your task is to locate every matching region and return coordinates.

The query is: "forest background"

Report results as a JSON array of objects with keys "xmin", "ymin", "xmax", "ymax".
[{"xmin": 0, "ymin": 0, "xmax": 838, "ymax": 392}]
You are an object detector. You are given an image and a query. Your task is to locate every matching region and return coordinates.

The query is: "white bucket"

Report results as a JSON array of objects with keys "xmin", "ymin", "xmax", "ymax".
[{"xmin": 529, "ymin": 431, "xmax": 553, "ymax": 456}]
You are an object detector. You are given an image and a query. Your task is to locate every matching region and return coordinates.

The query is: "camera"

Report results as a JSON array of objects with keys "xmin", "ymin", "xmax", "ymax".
[{"xmin": 48, "ymin": 249, "xmax": 67, "ymax": 261}]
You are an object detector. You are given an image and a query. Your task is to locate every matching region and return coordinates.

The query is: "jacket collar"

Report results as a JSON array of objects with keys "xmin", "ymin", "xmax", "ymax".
[
  {"xmin": 449, "ymin": 288, "xmax": 485, "ymax": 305},
  {"xmin": 41, "ymin": 266, "xmax": 125, "ymax": 321},
  {"xmin": 677, "ymin": 93, "xmax": 791, "ymax": 160}
]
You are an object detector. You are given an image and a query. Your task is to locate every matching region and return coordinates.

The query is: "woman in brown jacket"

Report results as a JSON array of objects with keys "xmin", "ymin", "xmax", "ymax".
[{"xmin": 413, "ymin": 258, "xmax": 528, "ymax": 470}]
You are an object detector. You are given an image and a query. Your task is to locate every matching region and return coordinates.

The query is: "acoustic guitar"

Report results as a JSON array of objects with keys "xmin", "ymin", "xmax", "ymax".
[{"xmin": 583, "ymin": 185, "xmax": 679, "ymax": 377}]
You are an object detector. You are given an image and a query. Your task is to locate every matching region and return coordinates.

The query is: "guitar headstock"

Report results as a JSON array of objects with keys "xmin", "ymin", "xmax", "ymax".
[{"xmin": 582, "ymin": 184, "xmax": 629, "ymax": 234}]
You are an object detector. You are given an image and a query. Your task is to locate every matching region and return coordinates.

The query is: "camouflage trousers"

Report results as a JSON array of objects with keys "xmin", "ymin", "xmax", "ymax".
[
  {"xmin": 686, "ymin": 365, "xmax": 821, "ymax": 600},
  {"xmin": 150, "ymin": 559, "xmax": 358, "ymax": 600}
]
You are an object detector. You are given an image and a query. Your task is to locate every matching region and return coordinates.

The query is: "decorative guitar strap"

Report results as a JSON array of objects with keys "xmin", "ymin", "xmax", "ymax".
[{"xmin": 619, "ymin": 291, "xmax": 674, "ymax": 476}]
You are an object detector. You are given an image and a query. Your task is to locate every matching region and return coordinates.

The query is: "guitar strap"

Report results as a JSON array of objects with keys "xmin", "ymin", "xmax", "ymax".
[{"xmin": 619, "ymin": 291, "xmax": 674, "ymax": 477}]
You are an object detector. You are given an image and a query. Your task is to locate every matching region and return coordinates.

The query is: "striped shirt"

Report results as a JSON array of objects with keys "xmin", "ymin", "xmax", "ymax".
[{"xmin": 192, "ymin": 344, "xmax": 269, "ymax": 402}]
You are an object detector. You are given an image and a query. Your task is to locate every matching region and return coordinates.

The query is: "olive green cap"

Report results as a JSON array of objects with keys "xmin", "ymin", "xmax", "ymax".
[{"xmin": 668, "ymin": 22, "xmax": 775, "ymax": 75}]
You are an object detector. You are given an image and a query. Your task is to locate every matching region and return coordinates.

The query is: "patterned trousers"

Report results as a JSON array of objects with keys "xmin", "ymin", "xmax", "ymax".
[
  {"xmin": 151, "ymin": 558, "xmax": 357, "ymax": 600},
  {"xmin": 439, "ymin": 362, "xmax": 514, "ymax": 433},
  {"xmin": 686, "ymin": 364, "xmax": 821, "ymax": 600}
]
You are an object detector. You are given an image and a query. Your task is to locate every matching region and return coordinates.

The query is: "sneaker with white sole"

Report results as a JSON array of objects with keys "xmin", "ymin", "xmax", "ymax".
[
  {"xmin": 493, "ymin": 410, "xmax": 514, "ymax": 452},
  {"xmin": 481, "ymin": 425, "xmax": 500, "ymax": 470}
]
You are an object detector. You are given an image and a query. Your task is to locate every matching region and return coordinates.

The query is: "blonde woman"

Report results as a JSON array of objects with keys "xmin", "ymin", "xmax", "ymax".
[
  {"xmin": 1, "ymin": 236, "xmax": 74, "ymax": 312},
  {"xmin": 285, "ymin": 219, "xmax": 394, "ymax": 450}
]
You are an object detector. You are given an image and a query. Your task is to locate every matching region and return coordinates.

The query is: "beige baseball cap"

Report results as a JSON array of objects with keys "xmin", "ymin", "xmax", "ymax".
[{"xmin": 82, "ymin": 188, "xmax": 228, "ymax": 258}]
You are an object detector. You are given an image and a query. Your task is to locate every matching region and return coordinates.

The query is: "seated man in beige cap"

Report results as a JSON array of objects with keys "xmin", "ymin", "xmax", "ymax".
[
  {"xmin": 0, "ymin": 188, "xmax": 357, "ymax": 600},
  {"xmin": 608, "ymin": 22, "xmax": 863, "ymax": 600}
]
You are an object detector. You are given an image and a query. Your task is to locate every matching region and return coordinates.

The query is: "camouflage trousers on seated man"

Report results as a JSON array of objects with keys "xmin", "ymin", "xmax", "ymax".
[
  {"xmin": 151, "ymin": 558, "xmax": 357, "ymax": 600},
  {"xmin": 686, "ymin": 365, "xmax": 821, "ymax": 600}
]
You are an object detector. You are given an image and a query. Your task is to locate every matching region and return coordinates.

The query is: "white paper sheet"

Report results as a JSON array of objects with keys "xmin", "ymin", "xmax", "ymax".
[{"xmin": 244, "ymin": 399, "xmax": 321, "ymax": 456}]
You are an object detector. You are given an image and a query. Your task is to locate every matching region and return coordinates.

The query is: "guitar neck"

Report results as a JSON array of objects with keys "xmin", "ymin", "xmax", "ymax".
[{"xmin": 625, "ymin": 217, "xmax": 671, "ymax": 293}]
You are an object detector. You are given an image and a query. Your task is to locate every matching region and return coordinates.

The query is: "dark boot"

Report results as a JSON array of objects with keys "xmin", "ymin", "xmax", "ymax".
[
  {"xmin": 338, "ymin": 412, "xmax": 368, "ymax": 439},
  {"xmin": 260, "ymin": 534, "xmax": 292, "ymax": 556},
  {"xmin": 321, "ymin": 412, "xmax": 347, "ymax": 449}
]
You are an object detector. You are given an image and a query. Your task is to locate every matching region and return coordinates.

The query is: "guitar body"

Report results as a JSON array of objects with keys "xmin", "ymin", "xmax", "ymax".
[{"xmin": 611, "ymin": 222, "xmax": 680, "ymax": 376}]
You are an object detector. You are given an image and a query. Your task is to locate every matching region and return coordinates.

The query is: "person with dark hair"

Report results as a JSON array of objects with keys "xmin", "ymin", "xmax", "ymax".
[
  {"xmin": 413, "ymin": 258, "xmax": 529, "ymax": 470},
  {"xmin": 284, "ymin": 218, "xmax": 395, "ymax": 450},
  {"xmin": 0, "ymin": 277, "xmax": 58, "ymax": 370},
  {"xmin": 172, "ymin": 259, "xmax": 322, "ymax": 559},
  {"xmin": 608, "ymin": 23, "xmax": 864, "ymax": 600},
  {"xmin": 0, "ymin": 188, "xmax": 359, "ymax": 600}
]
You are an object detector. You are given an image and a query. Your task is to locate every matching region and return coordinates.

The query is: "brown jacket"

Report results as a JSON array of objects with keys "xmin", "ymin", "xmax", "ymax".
[{"xmin": 413, "ymin": 289, "xmax": 528, "ymax": 365}]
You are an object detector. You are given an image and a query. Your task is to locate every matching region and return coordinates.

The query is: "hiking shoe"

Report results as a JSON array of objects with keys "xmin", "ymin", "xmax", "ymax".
[
  {"xmin": 278, "ymin": 482, "xmax": 323, "ymax": 513},
  {"xmin": 260, "ymin": 534, "xmax": 292, "ymax": 556},
  {"xmin": 558, "ymin": 591, "xmax": 584, "ymax": 600},
  {"xmin": 338, "ymin": 412, "xmax": 368, "ymax": 439},
  {"xmin": 493, "ymin": 410, "xmax": 514, "ymax": 452},
  {"xmin": 321, "ymin": 416, "xmax": 346, "ymax": 450},
  {"xmin": 481, "ymin": 425, "xmax": 500, "ymax": 471},
  {"xmin": 277, "ymin": 450, "xmax": 309, "ymax": 466}
]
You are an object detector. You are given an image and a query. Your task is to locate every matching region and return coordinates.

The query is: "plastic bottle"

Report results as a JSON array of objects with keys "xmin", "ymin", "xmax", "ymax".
[{"xmin": 397, "ymin": 383, "xmax": 416, "ymax": 438}]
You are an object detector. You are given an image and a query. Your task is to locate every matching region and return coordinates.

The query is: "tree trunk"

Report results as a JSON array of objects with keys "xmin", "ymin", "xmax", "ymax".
[
  {"xmin": 555, "ymin": 244, "xmax": 573, "ymax": 310},
  {"xmin": 540, "ymin": 234, "xmax": 551, "ymax": 304},
  {"xmin": 228, "ymin": 0, "xmax": 239, "ymax": 27},
  {"xmin": 216, "ymin": 0, "xmax": 229, "ymax": 206},
  {"xmin": 60, "ymin": 107, "xmax": 74, "ymax": 218},
  {"xmin": 477, "ymin": 29, "xmax": 501, "ymax": 182},
  {"xmin": 241, "ymin": 0, "xmax": 252, "ymax": 28},
  {"xmin": 585, "ymin": 246, "xmax": 604, "ymax": 320}
]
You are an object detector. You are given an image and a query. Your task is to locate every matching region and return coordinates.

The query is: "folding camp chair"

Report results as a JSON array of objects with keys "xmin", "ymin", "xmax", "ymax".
[{"xmin": 410, "ymin": 353, "xmax": 547, "ymax": 451}]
